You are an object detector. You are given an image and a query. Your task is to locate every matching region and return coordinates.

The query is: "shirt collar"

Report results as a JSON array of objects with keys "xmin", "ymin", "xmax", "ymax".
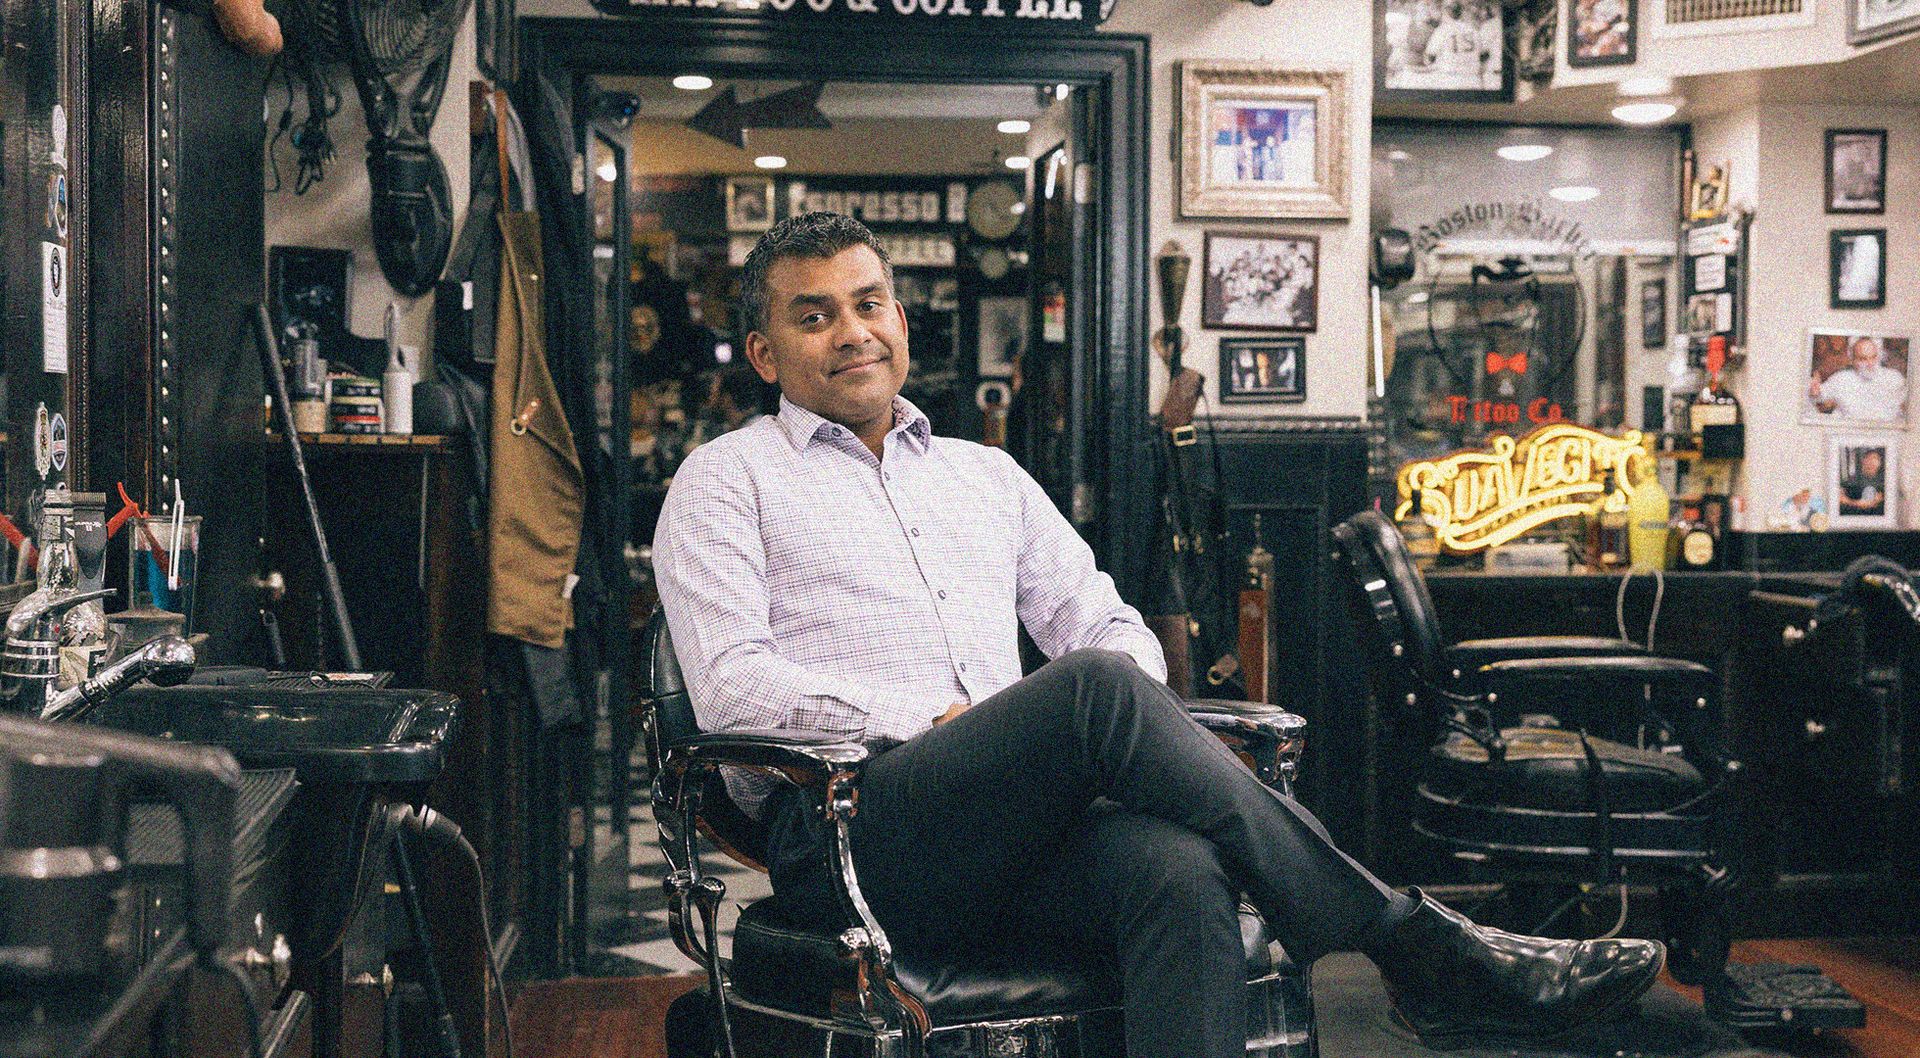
[{"xmin": 776, "ymin": 395, "xmax": 932, "ymax": 454}]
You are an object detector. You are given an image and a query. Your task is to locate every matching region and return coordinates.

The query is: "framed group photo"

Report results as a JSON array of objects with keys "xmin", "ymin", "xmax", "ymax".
[
  {"xmin": 1830, "ymin": 228, "xmax": 1887, "ymax": 309},
  {"xmin": 1376, "ymin": 0, "xmax": 1513, "ymax": 104},
  {"xmin": 1804, "ymin": 328, "xmax": 1910, "ymax": 427},
  {"xmin": 1828, "ymin": 434, "xmax": 1900, "ymax": 528},
  {"xmin": 1568, "ymin": 0, "xmax": 1636, "ymax": 67},
  {"xmin": 725, "ymin": 176, "xmax": 775, "ymax": 232},
  {"xmin": 1826, "ymin": 129, "xmax": 1887, "ymax": 214},
  {"xmin": 1201, "ymin": 231, "xmax": 1319, "ymax": 332},
  {"xmin": 1220, "ymin": 336, "xmax": 1306, "ymax": 403},
  {"xmin": 1178, "ymin": 60, "xmax": 1351, "ymax": 219}
]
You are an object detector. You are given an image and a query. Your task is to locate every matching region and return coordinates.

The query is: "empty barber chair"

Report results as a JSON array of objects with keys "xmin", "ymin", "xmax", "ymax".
[
  {"xmin": 638, "ymin": 609, "xmax": 1318, "ymax": 1058},
  {"xmin": 1332, "ymin": 511, "xmax": 1737, "ymax": 990}
]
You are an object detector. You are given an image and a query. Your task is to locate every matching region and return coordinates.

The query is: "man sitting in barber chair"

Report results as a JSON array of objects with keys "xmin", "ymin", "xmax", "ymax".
[{"xmin": 652, "ymin": 211, "xmax": 1662, "ymax": 1058}]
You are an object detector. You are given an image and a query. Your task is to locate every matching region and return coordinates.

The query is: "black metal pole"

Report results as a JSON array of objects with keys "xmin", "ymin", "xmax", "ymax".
[{"xmin": 250, "ymin": 303, "xmax": 363, "ymax": 671}]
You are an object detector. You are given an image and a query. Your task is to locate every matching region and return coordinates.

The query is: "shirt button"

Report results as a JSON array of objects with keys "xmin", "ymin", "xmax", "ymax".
[
  {"xmin": 883, "ymin": 472, "xmax": 891, "ymax": 482},
  {"xmin": 937, "ymin": 589, "xmax": 948, "ymax": 600},
  {"xmin": 910, "ymin": 527, "xmax": 921, "ymax": 537},
  {"xmin": 958, "ymin": 662, "xmax": 968, "ymax": 673}
]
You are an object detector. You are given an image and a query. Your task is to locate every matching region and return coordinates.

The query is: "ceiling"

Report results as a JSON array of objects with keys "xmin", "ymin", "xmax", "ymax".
[{"xmin": 599, "ymin": 77, "xmax": 1054, "ymax": 176}]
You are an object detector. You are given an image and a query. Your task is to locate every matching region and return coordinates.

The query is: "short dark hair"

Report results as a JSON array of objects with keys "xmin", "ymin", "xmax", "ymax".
[{"xmin": 738, "ymin": 211, "xmax": 893, "ymax": 332}]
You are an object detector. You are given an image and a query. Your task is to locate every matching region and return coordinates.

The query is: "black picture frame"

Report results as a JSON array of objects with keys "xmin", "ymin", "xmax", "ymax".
[
  {"xmin": 1640, "ymin": 277, "xmax": 1666, "ymax": 348},
  {"xmin": 1567, "ymin": 0, "xmax": 1636, "ymax": 67},
  {"xmin": 1826, "ymin": 128, "xmax": 1887, "ymax": 215},
  {"xmin": 1201, "ymin": 231, "xmax": 1320, "ymax": 333},
  {"xmin": 1374, "ymin": 0, "xmax": 1515, "ymax": 104},
  {"xmin": 1830, "ymin": 228, "xmax": 1888, "ymax": 310},
  {"xmin": 1219, "ymin": 336, "xmax": 1306, "ymax": 404}
]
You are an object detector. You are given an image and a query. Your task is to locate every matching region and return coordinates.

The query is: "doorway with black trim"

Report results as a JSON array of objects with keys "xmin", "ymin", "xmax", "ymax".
[{"xmin": 516, "ymin": 6, "xmax": 1152, "ymax": 979}]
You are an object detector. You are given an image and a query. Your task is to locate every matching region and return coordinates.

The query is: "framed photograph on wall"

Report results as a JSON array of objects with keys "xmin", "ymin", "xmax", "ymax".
[
  {"xmin": 976, "ymin": 295, "xmax": 1027, "ymax": 379},
  {"xmin": 1201, "ymin": 232, "xmax": 1319, "ymax": 332},
  {"xmin": 1568, "ymin": 0, "xmax": 1637, "ymax": 67},
  {"xmin": 725, "ymin": 176, "xmax": 775, "ymax": 232},
  {"xmin": 1220, "ymin": 336, "xmax": 1306, "ymax": 403},
  {"xmin": 1828, "ymin": 434, "xmax": 1900, "ymax": 528},
  {"xmin": 1376, "ymin": 0, "xmax": 1513, "ymax": 104},
  {"xmin": 1849, "ymin": 0, "xmax": 1920, "ymax": 45},
  {"xmin": 1804, "ymin": 328, "xmax": 1910, "ymax": 427},
  {"xmin": 1178, "ymin": 61, "xmax": 1351, "ymax": 219},
  {"xmin": 1826, "ymin": 129, "xmax": 1887, "ymax": 214},
  {"xmin": 1830, "ymin": 228, "xmax": 1887, "ymax": 309},
  {"xmin": 1640, "ymin": 277, "xmax": 1667, "ymax": 348}
]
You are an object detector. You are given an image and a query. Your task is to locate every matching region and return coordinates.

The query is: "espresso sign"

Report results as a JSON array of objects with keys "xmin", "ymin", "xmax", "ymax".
[
  {"xmin": 1396, "ymin": 424, "xmax": 1647, "ymax": 553},
  {"xmin": 594, "ymin": 0, "xmax": 1105, "ymax": 28}
]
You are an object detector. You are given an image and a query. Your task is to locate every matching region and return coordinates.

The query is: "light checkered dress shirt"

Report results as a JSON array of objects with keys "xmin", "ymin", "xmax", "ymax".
[{"xmin": 653, "ymin": 395, "xmax": 1166, "ymax": 815}]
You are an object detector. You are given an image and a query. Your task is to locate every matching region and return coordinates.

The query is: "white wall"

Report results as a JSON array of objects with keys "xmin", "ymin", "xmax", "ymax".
[
  {"xmin": 263, "ymin": 10, "xmax": 479, "ymax": 369},
  {"xmin": 1105, "ymin": 0, "xmax": 1372, "ymax": 420},
  {"xmin": 1553, "ymin": 0, "xmax": 1855, "ymax": 87},
  {"xmin": 1738, "ymin": 103, "xmax": 1920, "ymax": 525}
]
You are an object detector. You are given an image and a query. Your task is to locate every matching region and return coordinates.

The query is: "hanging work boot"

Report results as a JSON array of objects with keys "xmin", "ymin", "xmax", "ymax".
[{"xmin": 1368, "ymin": 888, "xmax": 1664, "ymax": 1049}]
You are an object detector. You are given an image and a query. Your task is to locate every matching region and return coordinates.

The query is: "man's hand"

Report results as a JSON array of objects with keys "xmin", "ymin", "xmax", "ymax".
[{"xmin": 934, "ymin": 701, "xmax": 971, "ymax": 726}]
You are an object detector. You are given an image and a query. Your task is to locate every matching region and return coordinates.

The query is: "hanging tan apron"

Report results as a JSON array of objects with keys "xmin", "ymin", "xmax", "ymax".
[{"xmin": 487, "ymin": 90, "xmax": 583, "ymax": 648}]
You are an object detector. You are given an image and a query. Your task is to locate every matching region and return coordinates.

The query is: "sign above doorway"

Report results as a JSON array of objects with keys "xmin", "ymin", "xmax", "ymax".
[{"xmin": 589, "ymin": 0, "xmax": 1112, "ymax": 32}]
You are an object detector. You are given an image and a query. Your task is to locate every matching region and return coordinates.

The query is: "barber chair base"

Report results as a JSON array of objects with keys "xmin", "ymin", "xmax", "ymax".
[
  {"xmin": 1703, "ymin": 963, "xmax": 1866, "ymax": 1032},
  {"xmin": 664, "ymin": 970, "xmax": 1317, "ymax": 1058}
]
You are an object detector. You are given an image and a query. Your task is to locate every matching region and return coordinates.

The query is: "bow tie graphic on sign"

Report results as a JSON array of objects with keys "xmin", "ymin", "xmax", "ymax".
[
  {"xmin": 686, "ymin": 83, "xmax": 833, "ymax": 149},
  {"xmin": 1486, "ymin": 350, "xmax": 1529, "ymax": 376}
]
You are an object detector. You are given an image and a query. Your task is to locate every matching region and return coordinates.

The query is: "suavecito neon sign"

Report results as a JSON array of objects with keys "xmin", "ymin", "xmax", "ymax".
[{"xmin": 1396, "ymin": 424, "xmax": 1648, "ymax": 552}]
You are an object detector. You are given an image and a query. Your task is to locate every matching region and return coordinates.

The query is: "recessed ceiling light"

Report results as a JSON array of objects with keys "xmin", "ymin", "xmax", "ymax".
[
  {"xmin": 754, "ymin": 155, "xmax": 788, "ymax": 169},
  {"xmin": 596, "ymin": 159, "xmax": 617, "ymax": 182},
  {"xmin": 1496, "ymin": 144, "xmax": 1553, "ymax": 162},
  {"xmin": 1010, "ymin": 201, "xmax": 1028, "ymax": 215},
  {"xmin": 1005, "ymin": 155, "xmax": 1032, "ymax": 170},
  {"xmin": 1618, "ymin": 75, "xmax": 1674, "ymax": 97},
  {"xmin": 997, "ymin": 119, "xmax": 1032, "ymax": 135},
  {"xmin": 1055, "ymin": 84, "xmax": 1071, "ymax": 101},
  {"xmin": 672, "ymin": 75, "xmax": 714, "ymax": 91},
  {"xmin": 1611, "ymin": 100, "xmax": 1679, "ymax": 125},
  {"xmin": 1386, "ymin": 148, "xmax": 1412, "ymax": 162},
  {"xmin": 1549, "ymin": 185, "xmax": 1600, "ymax": 203}
]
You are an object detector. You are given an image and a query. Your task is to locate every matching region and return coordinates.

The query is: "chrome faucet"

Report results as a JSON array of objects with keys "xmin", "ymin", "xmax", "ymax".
[
  {"xmin": 2, "ymin": 587, "xmax": 117, "ymax": 717},
  {"xmin": 40, "ymin": 635, "xmax": 197, "ymax": 723}
]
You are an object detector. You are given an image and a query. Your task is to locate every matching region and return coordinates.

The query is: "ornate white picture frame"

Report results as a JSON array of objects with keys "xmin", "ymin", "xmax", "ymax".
[{"xmin": 1178, "ymin": 61, "xmax": 1351, "ymax": 220}]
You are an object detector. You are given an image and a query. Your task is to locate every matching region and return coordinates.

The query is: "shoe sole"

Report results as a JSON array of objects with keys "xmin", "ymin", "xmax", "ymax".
[{"xmin": 1397, "ymin": 945, "xmax": 1667, "ymax": 1052}]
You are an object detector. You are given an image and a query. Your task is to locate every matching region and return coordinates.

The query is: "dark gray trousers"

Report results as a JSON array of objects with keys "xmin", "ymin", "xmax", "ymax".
[{"xmin": 768, "ymin": 649, "xmax": 1395, "ymax": 1058}]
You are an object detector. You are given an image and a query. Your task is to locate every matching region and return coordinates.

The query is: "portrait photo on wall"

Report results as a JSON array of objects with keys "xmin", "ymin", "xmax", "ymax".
[
  {"xmin": 977, "ymin": 295, "xmax": 1027, "ymax": 379},
  {"xmin": 1641, "ymin": 277, "xmax": 1667, "ymax": 348},
  {"xmin": 1568, "ymin": 0, "xmax": 1636, "ymax": 67},
  {"xmin": 1830, "ymin": 228, "xmax": 1887, "ymax": 309},
  {"xmin": 1179, "ymin": 61, "xmax": 1350, "ymax": 219},
  {"xmin": 1220, "ymin": 337, "xmax": 1307, "ymax": 403},
  {"xmin": 1202, "ymin": 232, "xmax": 1319, "ymax": 332},
  {"xmin": 1376, "ymin": 0, "xmax": 1511, "ymax": 102},
  {"xmin": 1826, "ymin": 129, "xmax": 1887, "ymax": 214},
  {"xmin": 1828, "ymin": 434, "xmax": 1900, "ymax": 528},
  {"xmin": 1849, "ymin": 0, "xmax": 1920, "ymax": 45},
  {"xmin": 1804, "ymin": 329, "xmax": 1910, "ymax": 427},
  {"xmin": 725, "ymin": 176, "xmax": 775, "ymax": 232}
]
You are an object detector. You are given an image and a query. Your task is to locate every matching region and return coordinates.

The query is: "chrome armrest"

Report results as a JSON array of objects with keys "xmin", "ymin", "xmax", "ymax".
[
  {"xmin": 655, "ymin": 729, "xmax": 926, "ymax": 1053},
  {"xmin": 1187, "ymin": 700, "xmax": 1306, "ymax": 794}
]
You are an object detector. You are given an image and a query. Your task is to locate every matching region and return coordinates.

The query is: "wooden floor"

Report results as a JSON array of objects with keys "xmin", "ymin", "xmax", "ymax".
[{"xmin": 508, "ymin": 939, "xmax": 1920, "ymax": 1058}]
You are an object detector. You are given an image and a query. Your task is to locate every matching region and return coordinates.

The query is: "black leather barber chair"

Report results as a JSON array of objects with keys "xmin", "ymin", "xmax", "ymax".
[
  {"xmin": 638, "ymin": 609, "xmax": 1319, "ymax": 1058},
  {"xmin": 1332, "ymin": 511, "xmax": 1737, "ymax": 989}
]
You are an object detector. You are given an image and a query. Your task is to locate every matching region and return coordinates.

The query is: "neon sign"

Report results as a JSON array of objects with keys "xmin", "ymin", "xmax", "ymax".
[{"xmin": 1396, "ymin": 424, "xmax": 1648, "ymax": 553}]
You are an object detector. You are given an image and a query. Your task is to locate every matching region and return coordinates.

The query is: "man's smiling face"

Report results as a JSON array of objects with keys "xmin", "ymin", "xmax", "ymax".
[{"xmin": 745, "ymin": 244, "xmax": 910, "ymax": 443}]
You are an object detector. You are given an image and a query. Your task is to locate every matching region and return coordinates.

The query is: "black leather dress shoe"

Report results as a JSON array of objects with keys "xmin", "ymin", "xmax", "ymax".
[{"xmin": 1369, "ymin": 888, "xmax": 1664, "ymax": 1049}]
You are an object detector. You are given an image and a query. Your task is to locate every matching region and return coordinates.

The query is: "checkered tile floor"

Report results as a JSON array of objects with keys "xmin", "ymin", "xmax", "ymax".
[{"xmin": 587, "ymin": 758, "xmax": 773, "ymax": 977}]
